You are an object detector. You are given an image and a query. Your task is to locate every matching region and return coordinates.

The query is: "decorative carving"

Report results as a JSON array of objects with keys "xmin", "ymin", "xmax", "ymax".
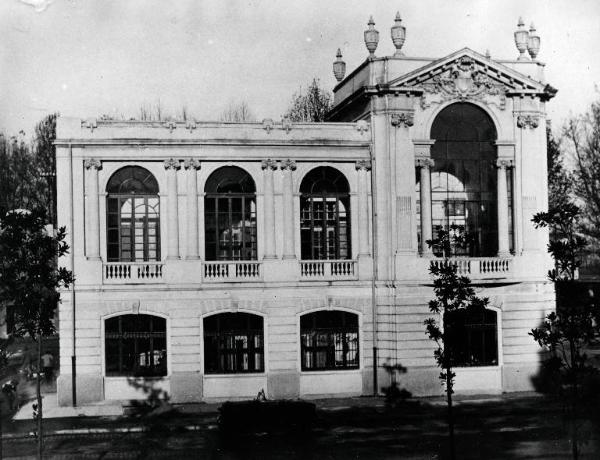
[
  {"xmin": 419, "ymin": 56, "xmax": 507, "ymax": 110},
  {"xmin": 415, "ymin": 157, "xmax": 435, "ymax": 169},
  {"xmin": 185, "ymin": 120, "xmax": 197, "ymax": 132},
  {"xmin": 164, "ymin": 121, "xmax": 176, "ymax": 133},
  {"xmin": 364, "ymin": 16, "xmax": 379, "ymax": 56},
  {"xmin": 355, "ymin": 159, "xmax": 372, "ymax": 171},
  {"xmin": 261, "ymin": 159, "xmax": 278, "ymax": 170},
  {"xmin": 516, "ymin": 114, "xmax": 540, "ymax": 129},
  {"xmin": 183, "ymin": 158, "xmax": 201, "ymax": 170},
  {"xmin": 496, "ymin": 158, "xmax": 514, "ymax": 168},
  {"xmin": 281, "ymin": 118, "xmax": 292, "ymax": 133},
  {"xmin": 163, "ymin": 158, "xmax": 181, "ymax": 170},
  {"xmin": 390, "ymin": 112, "xmax": 414, "ymax": 127},
  {"xmin": 280, "ymin": 159, "xmax": 297, "ymax": 171},
  {"xmin": 82, "ymin": 118, "xmax": 98, "ymax": 132},
  {"xmin": 390, "ymin": 11, "xmax": 406, "ymax": 57},
  {"xmin": 131, "ymin": 300, "xmax": 140, "ymax": 315},
  {"xmin": 262, "ymin": 118, "xmax": 274, "ymax": 134},
  {"xmin": 355, "ymin": 120, "xmax": 369, "ymax": 134},
  {"xmin": 84, "ymin": 158, "xmax": 102, "ymax": 170}
]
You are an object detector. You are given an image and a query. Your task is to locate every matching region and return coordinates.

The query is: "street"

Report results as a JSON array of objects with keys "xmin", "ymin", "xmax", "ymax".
[{"xmin": 1, "ymin": 394, "xmax": 599, "ymax": 459}]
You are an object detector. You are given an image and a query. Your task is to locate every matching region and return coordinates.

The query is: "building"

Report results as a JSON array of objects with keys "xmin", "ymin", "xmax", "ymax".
[{"xmin": 55, "ymin": 16, "xmax": 556, "ymax": 405}]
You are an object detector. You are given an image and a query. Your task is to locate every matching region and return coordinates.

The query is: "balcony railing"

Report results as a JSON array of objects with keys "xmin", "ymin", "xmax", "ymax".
[
  {"xmin": 203, "ymin": 261, "xmax": 262, "ymax": 282},
  {"xmin": 300, "ymin": 260, "xmax": 357, "ymax": 280},
  {"xmin": 103, "ymin": 262, "xmax": 164, "ymax": 284},
  {"xmin": 429, "ymin": 257, "xmax": 512, "ymax": 279}
]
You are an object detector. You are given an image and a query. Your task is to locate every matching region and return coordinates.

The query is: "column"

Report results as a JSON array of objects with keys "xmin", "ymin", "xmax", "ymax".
[
  {"xmin": 416, "ymin": 158, "xmax": 434, "ymax": 256},
  {"xmin": 356, "ymin": 159, "xmax": 371, "ymax": 257},
  {"xmin": 262, "ymin": 159, "xmax": 277, "ymax": 259},
  {"xmin": 184, "ymin": 158, "xmax": 201, "ymax": 259},
  {"xmin": 164, "ymin": 158, "xmax": 181, "ymax": 260},
  {"xmin": 84, "ymin": 158, "xmax": 101, "ymax": 260},
  {"xmin": 496, "ymin": 159, "xmax": 512, "ymax": 257},
  {"xmin": 280, "ymin": 159, "xmax": 296, "ymax": 259}
]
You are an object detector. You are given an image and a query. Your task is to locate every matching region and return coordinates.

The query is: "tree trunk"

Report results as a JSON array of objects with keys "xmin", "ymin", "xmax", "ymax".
[
  {"xmin": 446, "ymin": 369, "xmax": 455, "ymax": 460},
  {"xmin": 37, "ymin": 333, "xmax": 43, "ymax": 460}
]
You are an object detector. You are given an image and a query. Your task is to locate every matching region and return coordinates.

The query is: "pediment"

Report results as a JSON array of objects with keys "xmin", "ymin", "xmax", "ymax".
[{"xmin": 389, "ymin": 48, "xmax": 553, "ymax": 103}]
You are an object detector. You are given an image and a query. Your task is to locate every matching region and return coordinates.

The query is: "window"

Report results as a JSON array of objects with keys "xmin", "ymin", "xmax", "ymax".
[
  {"xmin": 416, "ymin": 103, "xmax": 509, "ymax": 257},
  {"xmin": 445, "ymin": 308, "xmax": 498, "ymax": 367},
  {"xmin": 106, "ymin": 166, "xmax": 160, "ymax": 262},
  {"xmin": 300, "ymin": 311, "xmax": 359, "ymax": 371},
  {"xmin": 105, "ymin": 314, "xmax": 167, "ymax": 377},
  {"xmin": 204, "ymin": 167, "xmax": 257, "ymax": 261},
  {"xmin": 203, "ymin": 313, "xmax": 264, "ymax": 374},
  {"xmin": 300, "ymin": 167, "xmax": 351, "ymax": 260}
]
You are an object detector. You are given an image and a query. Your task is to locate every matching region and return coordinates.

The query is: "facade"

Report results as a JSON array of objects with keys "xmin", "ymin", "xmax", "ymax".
[{"xmin": 55, "ymin": 17, "xmax": 556, "ymax": 405}]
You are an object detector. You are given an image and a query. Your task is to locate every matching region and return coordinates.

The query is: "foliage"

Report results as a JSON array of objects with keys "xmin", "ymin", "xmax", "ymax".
[
  {"xmin": 0, "ymin": 209, "xmax": 73, "ymax": 338},
  {"xmin": 424, "ymin": 224, "xmax": 489, "ymax": 460},
  {"xmin": 564, "ymin": 98, "xmax": 600, "ymax": 243},
  {"xmin": 546, "ymin": 124, "xmax": 572, "ymax": 212},
  {"xmin": 283, "ymin": 78, "xmax": 332, "ymax": 122},
  {"xmin": 530, "ymin": 202, "xmax": 600, "ymax": 460},
  {"xmin": 219, "ymin": 101, "xmax": 255, "ymax": 122}
]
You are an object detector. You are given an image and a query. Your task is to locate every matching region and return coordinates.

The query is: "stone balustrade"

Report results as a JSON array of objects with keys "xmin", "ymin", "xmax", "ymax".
[
  {"xmin": 300, "ymin": 260, "xmax": 357, "ymax": 280},
  {"xmin": 203, "ymin": 261, "xmax": 262, "ymax": 282},
  {"xmin": 428, "ymin": 257, "xmax": 513, "ymax": 279},
  {"xmin": 103, "ymin": 262, "xmax": 164, "ymax": 283}
]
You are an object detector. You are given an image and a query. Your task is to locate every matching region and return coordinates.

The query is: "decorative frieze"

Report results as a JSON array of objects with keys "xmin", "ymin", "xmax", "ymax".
[
  {"xmin": 390, "ymin": 111, "xmax": 414, "ymax": 127},
  {"xmin": 516, "ymin": 114, "xmax": 540, "ymax": 129},
  {"xmin": 355, "ymin": 159, "xmax": 372, "ymax": 171}
]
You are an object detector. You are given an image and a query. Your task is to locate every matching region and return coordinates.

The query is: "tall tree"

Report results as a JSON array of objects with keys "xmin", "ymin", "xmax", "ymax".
[
  {"xmin": 219, "ymin": 101, "xmax": 255, "ymax": 122},
  {"xmin": 564, "ymin": 99, "xmax": 600, "ymax": 243},
  {"xmin": 283, "ymin": 78, "xmax": 332, "ymax": 122},
  {"xmin": 530, "ymin": 202, "xmax": 600, "ymax": 460},
  {"xmin": 0, "ymin": 209, "xmax": 73, "ymax": 459},
  {"xmin": 0, "ymin": 133, "xmax": 39, "ymax": 217},
  {"xmin": 547, "ymin": 124, "xmax": 572, "ymax": 211},
  {"xmin": 423, "ymin": 226, "xmax": 489, "ymax": 460},
  {"xmin": 33, "ymin": 113, "xmax": 58, "ymax": 224}
]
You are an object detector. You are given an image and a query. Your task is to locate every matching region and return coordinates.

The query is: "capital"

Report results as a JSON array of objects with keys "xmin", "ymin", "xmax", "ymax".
[
  {"xmin": 163, "ymin": 158, "xmax": 181, "ymax": 170},
  {"xmin": 261, "ymin": 159, "xmax": 278, "ymax": 171},
  {"xmin": 183, "ymin": 158, "xmax": 201, "ymax": 170},
  {"xmin": 496, "ymin": 158, "xmax": 514, "ymax": 169},
  {"xmin": 355, "ymin": 159, "xmax": 372, "ymax": 171},
  {"xmin": 390, "ymin": 111, "xmax": 414, "ymax": 128},
  {"xmin": 415, "ymin": 157, "xmax": 435, "ymax": 169},
  {"xmin": 84, "ymin": 158, "xmax": 102, "ymax": 170},
  {"xmin": 280, "ymin": 159, "xmax": 297, "ymax": 171}
]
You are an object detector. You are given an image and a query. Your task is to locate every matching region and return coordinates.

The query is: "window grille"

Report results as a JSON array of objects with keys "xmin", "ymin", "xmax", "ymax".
[{"xmin": 445, "ymin": 308, "xmax": 498, "ymax": 367}]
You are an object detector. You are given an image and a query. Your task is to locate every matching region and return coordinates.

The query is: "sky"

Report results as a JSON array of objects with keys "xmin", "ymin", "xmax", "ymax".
[{"xmin": 1, "ymin": 0, "xmax": 599, "ymax": 137}]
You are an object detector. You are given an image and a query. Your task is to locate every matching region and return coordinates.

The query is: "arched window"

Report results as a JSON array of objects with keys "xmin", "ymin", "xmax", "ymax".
[
  {"xmin": 300, "ymin": 167, "xmax": 351, "ymax": 260},
  {"xmin": 105, "ymin": 314, "xmax": 167, "ymax": 377},
  {"xmin": 203, "ymin": 313, "xmax": 264, "ymax": 374},
  {"xmin": 106, "ymin": 166, "xmax": 160, "ymax": 262},
  {"xmin": 445, "ymin": 308, "xmax": 498, "ymax": 367},
  {"xmin": 418, "ymin": 103, "xmax": 512, "ymax": 256},
  {"xmin": 300, "ymin": 310, "xmax": 359, "ymax": 371},
  {"xmin": 204, "ymin": 167, "xmax": 257, "ymax": 261}
]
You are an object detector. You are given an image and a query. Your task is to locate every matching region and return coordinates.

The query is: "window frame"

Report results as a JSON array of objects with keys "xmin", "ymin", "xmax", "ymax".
[
  {"xmin": 104, "ymin": 314, "xmax": 168, "ymax": 378},
  {"xmin": 299, "ymin": 310, "xmax": 360, "ymax": 372},
  {"xmin": 203, "ymin": 312, "xmax": 265, "ymax": 375}
]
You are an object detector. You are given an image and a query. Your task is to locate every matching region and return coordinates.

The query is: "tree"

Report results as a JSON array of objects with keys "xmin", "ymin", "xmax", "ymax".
[
  {"xmin": 423, "ymin": 225, "xmax": 489, "ymax": 460},
  {"xmin": 33, "ymin": 114, "xmax": 58, "ymax": 225},
  {"xmin": 564, "ymin": 98, "xmax": 600, "ymax": 243},
  {"xmin": 0, "ymin": 133, "xmax": 39, "ymax": 217},
  {"xmin": 530, "ymin": 202, "xmax": 600, "ymax": 460},
  {"xmin": 547, "ymin": 124, "xmax": 572, "ymax": 212},
  {"xmin": 283, "ymin": 78, "xmax": 332, "ymax": 122},
  {"xmin": 219, "ymin": 101, "xmax": 255, "ymax": 122},
  {"xmin": 0, "ymin": 209, "xmax": 74, "ymax": 459}
]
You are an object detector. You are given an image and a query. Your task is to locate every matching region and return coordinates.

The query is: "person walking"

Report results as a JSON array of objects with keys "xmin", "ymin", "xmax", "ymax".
[{"xmin": 41, "ymin": 351, "xmax": 54, "ymax": 383}]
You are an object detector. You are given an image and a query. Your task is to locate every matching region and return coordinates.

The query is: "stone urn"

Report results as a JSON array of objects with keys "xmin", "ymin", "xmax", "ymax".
[
  {"xmin": 514, "ymin": 17, "xmax": 529, "ymax": 60},
  {"xmin": 527, "ymin": 23, "xmax": 540, "ymax": 59},
  {"xmin": 333, "ymin": 48, "xmax": 346, "ymax": 82},
  {"xmin": 390, "ymin": 12, "xmax": 406, "ymax": 56},
  {"xmin": 364, "ymin": 16, "xmax": 379, "ymax": 56}
]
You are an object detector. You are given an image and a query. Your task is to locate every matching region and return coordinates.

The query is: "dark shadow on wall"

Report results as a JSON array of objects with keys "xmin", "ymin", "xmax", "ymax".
[{"xmin": 381, "ymin": 359, "xmax": 412, "ymax": 407}]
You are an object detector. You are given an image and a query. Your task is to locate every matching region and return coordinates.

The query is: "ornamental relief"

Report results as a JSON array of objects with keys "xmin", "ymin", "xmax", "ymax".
[{"xmin": 417, "ymin": 56, "xmax": 507, "ymax": 110}]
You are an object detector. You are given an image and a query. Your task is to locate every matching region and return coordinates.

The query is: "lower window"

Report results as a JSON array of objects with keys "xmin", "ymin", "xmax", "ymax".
[
  {"xmin": 203, "ymin": 313, "xmax": 264, "ymax": 374},
  {"xmin": 445, "ymin": 308, "xmax": 498, "ymax": 367},
  {"xmin": 300, "ymin": 311, "xmax": 359, "ymax": 371},
  {"xmin": 105, "ymin": 314, "xmax": 167, "ymax": 377}
]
